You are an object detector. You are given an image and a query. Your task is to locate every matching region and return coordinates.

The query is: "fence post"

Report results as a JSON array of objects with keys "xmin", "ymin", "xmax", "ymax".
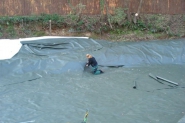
[
  {"xmin": 49, "ymin": 20, "xmax": 51, "ymax": 35},
  {"xmin": 21, "ymin": 19, "xmax": 24, "ymax": 36},
  {"xmin": 134, "ymin": 0, "xmax": 143, "ymax": 23}
]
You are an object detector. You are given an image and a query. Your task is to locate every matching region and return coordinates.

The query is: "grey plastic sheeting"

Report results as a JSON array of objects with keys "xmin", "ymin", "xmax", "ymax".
[
  {"xmin": 178, "ymin": 116, "xmax": 185, "ymax": 123},
  {"xmin": 0, "ymin": 38, "xmax": 185, "ymax": 123}
]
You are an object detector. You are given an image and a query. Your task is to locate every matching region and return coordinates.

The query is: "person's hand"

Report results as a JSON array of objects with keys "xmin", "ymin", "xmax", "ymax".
[{"xmin": 85, "ymin": 63, "xmax": 88, "ymax": 67}]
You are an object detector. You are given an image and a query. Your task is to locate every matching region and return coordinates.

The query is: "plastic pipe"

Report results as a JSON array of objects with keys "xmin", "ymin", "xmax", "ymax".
[{"xmin": 156, "ymin": 76, "xmax": 178, "ymax": 86}]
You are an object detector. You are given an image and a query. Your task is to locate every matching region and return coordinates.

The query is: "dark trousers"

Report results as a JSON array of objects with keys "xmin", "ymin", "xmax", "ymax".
[{"xmin": 92, "ymin": 65, "xmax": 101, "ymax": 75}]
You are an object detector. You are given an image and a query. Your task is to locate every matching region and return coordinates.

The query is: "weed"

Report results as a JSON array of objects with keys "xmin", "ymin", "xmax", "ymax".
[
  {"xmin": 33, "ymin": 31, "xmax": 46, "ymax": 37},
  {"xmin": 100, "ymin": 0, "xmax": 105, "ymax": 14},
  {"xmin": 0, "ymin": 9, "xmax": 184, "ymax": 40},
  {"xmin": 109, "ymin": 8, "xmax": 127, "ymax": 26},
  {"xmin": 6, "ymin": 24, "xmax": 17, "ymax": 38},
  {"xmin": 111, "ymin": 28, "xmax": 125, "ymax": 35},
  {"xmin": 0, "ymin": 28, "xmax": 3, "ymax": 38}
]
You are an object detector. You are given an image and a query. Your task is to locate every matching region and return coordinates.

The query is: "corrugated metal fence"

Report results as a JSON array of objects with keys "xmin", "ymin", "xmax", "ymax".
[{"xmin": 0, "ymin": 0, "xmax": 184, "ymax": 16}]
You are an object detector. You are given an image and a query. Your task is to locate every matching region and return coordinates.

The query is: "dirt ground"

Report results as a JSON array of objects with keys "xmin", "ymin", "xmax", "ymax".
[
  {"xmin": 42, "ymin": 14, "xmax": 185, "ymax": 42},
  {"xmin": 1, "ymin": 14, "xmax": 184, "ymax": 41},
  {"xmin": 45, "ymin": 28, "xmax": 182, "ymax": 42}
]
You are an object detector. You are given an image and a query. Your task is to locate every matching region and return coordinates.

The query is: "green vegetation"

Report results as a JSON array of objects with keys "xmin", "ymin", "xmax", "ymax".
[{"xmin": 0, "ymin": 6, "xmax": 184, "ymax": 40}]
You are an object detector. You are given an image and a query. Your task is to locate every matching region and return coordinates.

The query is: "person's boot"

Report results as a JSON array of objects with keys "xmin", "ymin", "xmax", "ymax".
[{"xmin": 100, "ymin": 70, "xmax": 104, "ymax": 73}]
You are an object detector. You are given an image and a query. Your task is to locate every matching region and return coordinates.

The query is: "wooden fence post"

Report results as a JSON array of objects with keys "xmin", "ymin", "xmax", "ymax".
[
  {"xmin": 134, "ymin": 0, "xmax": 143, "ymax": 23},
  {"xmin": 49, "ymin": 20, "xmax": 51, "ymax": 35}
]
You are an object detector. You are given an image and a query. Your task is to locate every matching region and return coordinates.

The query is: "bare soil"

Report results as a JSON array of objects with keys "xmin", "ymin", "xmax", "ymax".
[{"xmin": 45, "ymin": 28, "xmax": 181, "ymax": 42}]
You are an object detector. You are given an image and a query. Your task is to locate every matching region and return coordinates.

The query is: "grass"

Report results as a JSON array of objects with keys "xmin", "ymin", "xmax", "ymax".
[{"xmin": 0, "ymin": 13, "xmax": 184, "ymax": 41}]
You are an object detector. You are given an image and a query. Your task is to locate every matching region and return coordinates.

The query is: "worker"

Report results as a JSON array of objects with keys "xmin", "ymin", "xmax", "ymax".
[{"xmin": 86, "ymin": 54, "xmax": 103, "ymax": 75}]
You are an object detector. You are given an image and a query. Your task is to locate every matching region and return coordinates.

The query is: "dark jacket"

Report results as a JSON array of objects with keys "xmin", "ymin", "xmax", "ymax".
[{"xmin": 87, "ymin": 57, "xmax": 97, "ymax": 67}]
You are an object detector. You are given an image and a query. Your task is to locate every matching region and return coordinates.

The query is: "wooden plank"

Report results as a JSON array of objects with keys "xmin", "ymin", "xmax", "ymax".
[
  {"xmin": 130, "ymin": 0, "xmax": 140, "ymax": 13},
  {"xmin": 2, "ymin": 0, "xmax": 23, "ymax": 16},
  {"xmin": 0, "ymin": 0, "xmax": 5, "ymax": 16},
  {"xmin": 0, "ymin": 0, "xmax": 185, "ymax": 16}
]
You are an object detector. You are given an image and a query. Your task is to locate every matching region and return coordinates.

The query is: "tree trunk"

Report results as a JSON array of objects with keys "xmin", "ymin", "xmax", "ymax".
[
  {"xmin": 134, "ymin": 0, "xmax": 143, "ymax": 23},
  {"xmin": 125, "ymin": 0, "xmax": 131, "ymax": 22}
]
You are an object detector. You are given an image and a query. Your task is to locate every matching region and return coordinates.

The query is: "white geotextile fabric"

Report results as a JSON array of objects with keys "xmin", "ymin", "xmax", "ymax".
[
  {"xmin": 0, "ymin": 36, "xmax": 88, "ymax": 60},
  {"xmin": 0, "ymin": 39, "xmax": 21, "ymax": 60}
]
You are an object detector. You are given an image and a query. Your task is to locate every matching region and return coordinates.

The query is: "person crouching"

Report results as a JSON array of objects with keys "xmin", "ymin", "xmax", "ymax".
[{"xmin": 86, "ymin": 54, "xmax": 103, "ymax": 75}]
